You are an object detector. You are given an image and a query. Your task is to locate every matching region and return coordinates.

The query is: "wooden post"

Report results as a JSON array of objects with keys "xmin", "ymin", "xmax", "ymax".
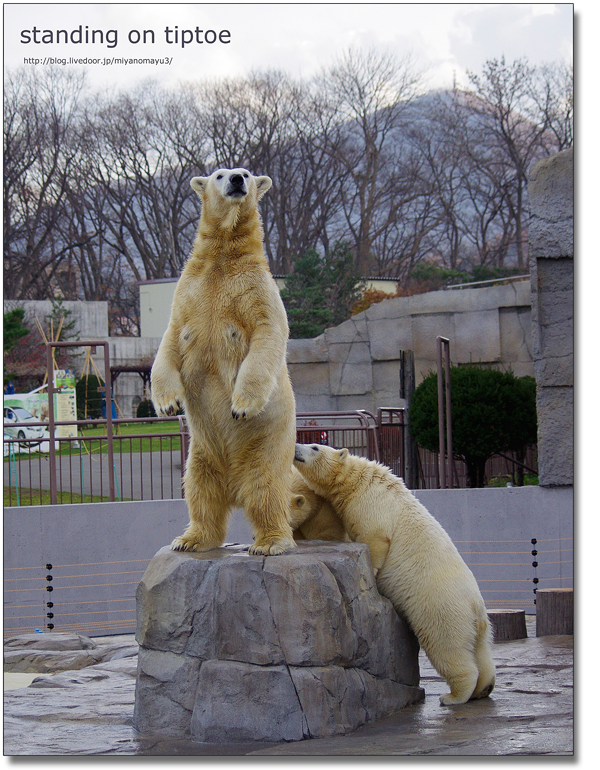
[
  {"xmin": 536, "ymin": 589, "xmax": 573, "ymax": 636},
  {"xmin": 487, "ymin": 609, "xmax": 527, "ymax": 641}
]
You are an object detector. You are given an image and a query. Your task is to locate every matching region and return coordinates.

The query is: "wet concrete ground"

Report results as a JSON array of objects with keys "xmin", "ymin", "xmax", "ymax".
[{"xmin": 4, "ymin": 617, "xmax": 573, "ymax": 756}]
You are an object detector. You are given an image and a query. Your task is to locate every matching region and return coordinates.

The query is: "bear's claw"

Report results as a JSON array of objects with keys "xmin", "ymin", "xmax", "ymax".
[
  {"xmin": 248, "ymin": 537, "xmax": 295, "ymax": 556},
  {"xmin": 154, "ymin": 397, "xmax": 182, "ymax": 417},
  {"xmin": 171, "ymin": 535, "xmax": 221, "ymax": 552}
]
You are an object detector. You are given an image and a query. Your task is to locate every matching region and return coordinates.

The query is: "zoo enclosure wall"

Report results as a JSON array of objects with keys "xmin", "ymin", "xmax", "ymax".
[{"xmin": 3, "ymin": 486, "xmax": 572, "ymax": 638}]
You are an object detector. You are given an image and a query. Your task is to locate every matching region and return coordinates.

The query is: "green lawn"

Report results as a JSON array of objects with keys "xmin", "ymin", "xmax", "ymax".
[
  {"xmin": 77, "ymin": 420, "xmax": 182, "ymax": 455},
  {"xmin": 4, "ymin": 486, "xmax": 122, "ymax": 507},
  {"xmin": 4, "ymin": 420, "xmax": 183, "ymax": 459}
]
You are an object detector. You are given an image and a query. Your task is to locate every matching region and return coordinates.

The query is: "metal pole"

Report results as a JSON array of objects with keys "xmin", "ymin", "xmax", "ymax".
[
  {"xmin": 444, "ymin": 340, "xmax": 453, "ymax": 488},
  {"xmin": 436, "ymin": 337, "xmax": 446, "ymax": 489},
  {"xmin": 47, "ymin": 343, "xmax": 57, "ymax": 505},
  {"xmin": 102, "ymin": 342, "xmax": 116, "ymax": 502}
]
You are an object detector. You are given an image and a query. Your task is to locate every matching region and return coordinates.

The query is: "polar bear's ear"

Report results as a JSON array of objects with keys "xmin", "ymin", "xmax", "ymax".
[
  {"xmin": 294, "ymin": 495, "xmax": 306, "ymax": 508},
  {"xmin": 190, "ymin": 177, "xmax": 209, "ymax": 194},
  {"xmin": 338, "ymin": 448, "xmax": 349, "ymax": 462},
  {"xmin": 255, "ymin": 175, "xmax": 272, "ymax": 199}
]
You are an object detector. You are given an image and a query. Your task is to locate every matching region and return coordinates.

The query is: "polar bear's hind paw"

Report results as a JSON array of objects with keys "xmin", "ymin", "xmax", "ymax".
[
  {"xmin": 171, "ymin": 534, "xmax": 222, "ymax": 552},
  {"xmin": 249, "ymin": 536, "xmax": 295, "ymax": 556}
]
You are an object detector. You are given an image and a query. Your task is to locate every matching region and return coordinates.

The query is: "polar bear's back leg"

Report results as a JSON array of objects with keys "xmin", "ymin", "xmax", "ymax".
[
  {"xmin": 436, "ymin": 650, "xmax": 480, "ymax": 706},
  {"xmin": 244, "ymin": 480, "xmax": 295, "ymax": 556},
  {"xmin": 172, "ymin": 448, "xmax": 230, "ymax": 552},
  {"xmin": 421, "ymin": 622, "xmax": 480, "ymax": 705},
  {"xmin": 430, "ymin": 611, "xmax": 495, "ymax": 705},
  {"xmin": 471, "ymin": 618, "xmax": 496, "ymax": 699},
  {"xmin": 231, "ymin": 430, "xmax": 295, "ymax": 556}
]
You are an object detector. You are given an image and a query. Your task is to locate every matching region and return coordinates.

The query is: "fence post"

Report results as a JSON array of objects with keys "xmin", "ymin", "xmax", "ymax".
[
  {"xmin": 400, "ymin": 350, "xmax": 418, "ymax": 488},
  {"xmin": 47, "ymin": 343, "xmax": 58, "ymax": 505},
  {"xmin": 101, "ymin": 342, "xmax": 116, "ymax": 502},
  {"xmin": 47, "ymin": 340, "xmax": 116, "ymax": 503},
  {"xmin": 436, "ymin": 336, "xmax": 454, "ymax": 489}
]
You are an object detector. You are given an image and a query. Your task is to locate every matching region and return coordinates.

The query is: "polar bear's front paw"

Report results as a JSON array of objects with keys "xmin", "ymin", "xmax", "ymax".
[
  {"xmin": 154, "ymin": 395, "xmax": 183, "ymax": 417},
  {"xmin": 249, "ymin": 535, "xmax": 295, "ymax": 556},
  {"xmin": 231, "ymin": 391, "xmax": 267, "ymax": 420}
]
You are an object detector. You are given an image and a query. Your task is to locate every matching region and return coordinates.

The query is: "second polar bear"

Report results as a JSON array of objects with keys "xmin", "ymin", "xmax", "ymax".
[
  {"xmin": 151, "ymin": 168, "xmax": 296, "ymax": 556},
  {"xmin": 289, "ymin": 467, "xmax": 349, "ymax": 542},
  {"xmin": 293, "ymin": 443, "xmax": 496, "ymax": 705}
]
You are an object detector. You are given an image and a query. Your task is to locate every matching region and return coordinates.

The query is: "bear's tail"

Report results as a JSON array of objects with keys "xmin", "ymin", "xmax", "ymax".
[{"xmin": 471, "ymin": 613, "xmax": 496, "ymax": 699}]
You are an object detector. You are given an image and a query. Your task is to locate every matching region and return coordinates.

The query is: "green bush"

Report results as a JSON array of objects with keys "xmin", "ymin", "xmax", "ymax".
[
  {"xmin": 136, "ymin": 399, "xmax": 157, "ymax": 419},
  {"xmin": 281, "ymin": 242, "xmax": 365, "ymax": 339},
  {"xmin": 409, "ymin": 366, "xmax": 537, "ymax": 487},
  {"xmin": 76, "ymin": 375, "xmax": 104, "ymax": 419}
]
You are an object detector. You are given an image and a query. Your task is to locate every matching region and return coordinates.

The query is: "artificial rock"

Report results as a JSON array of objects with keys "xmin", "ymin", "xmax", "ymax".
[{"xmin": 134, "ymin": 541, "xmax": 423, "ymax": 743}]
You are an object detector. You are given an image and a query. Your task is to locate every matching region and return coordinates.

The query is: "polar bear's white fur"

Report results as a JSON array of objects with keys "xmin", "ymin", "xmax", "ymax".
[
  {"xmin": 151, "ymin": 168, "xmax": 296, "ymax": 556},
  {"xmin": 293, "ymin": 443, "xmax": 496, "ymax": 705},
  {"xmin": 288, "ymin": 467, "xmax": 349, "ymax": 542}
]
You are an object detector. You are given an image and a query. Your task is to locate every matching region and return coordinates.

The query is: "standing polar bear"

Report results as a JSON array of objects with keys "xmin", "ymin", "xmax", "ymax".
[
  {"xmin": 151, "ymin": 168, "xmax": 296, "ymax": 555},
  {"xmin": 293, "ymin": 443, "xmax": 496, "ymax": 705}
]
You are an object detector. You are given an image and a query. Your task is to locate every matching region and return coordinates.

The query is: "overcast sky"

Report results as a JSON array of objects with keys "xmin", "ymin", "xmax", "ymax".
[{"xmin": 4, "ymin": 2, "xmax": 574, "ymax": 92}]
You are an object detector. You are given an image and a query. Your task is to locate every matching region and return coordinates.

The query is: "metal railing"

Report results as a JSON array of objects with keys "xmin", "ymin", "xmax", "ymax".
[
  {"xmin": 445, "ymin": 274, "xmax": 530, "ymax": 290},
  {"xmin": 296, "ymin": 410, "xmax": 380, "ymax": 463},
  {"xmin": 5, "ymin": 407, "xmax": 538, "ymax": 504},
  {"xmin": 4, "ymin": 416, "xmax": 187, "ymax": 506}
]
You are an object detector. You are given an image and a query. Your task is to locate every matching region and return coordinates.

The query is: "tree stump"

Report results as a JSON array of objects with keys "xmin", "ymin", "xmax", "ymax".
[
  {"xmin": 487, "ymin": 609, "xmax": 527, "ymax": 642},
  {"xmin": 536, "ymin": 588, "xmax": 573, "ymax": 636}
]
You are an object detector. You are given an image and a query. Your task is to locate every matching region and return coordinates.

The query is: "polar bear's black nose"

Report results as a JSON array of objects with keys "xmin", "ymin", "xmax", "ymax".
[{"xmin": 230, "ymin": 174, "xmax": 244, "ymax": 188}]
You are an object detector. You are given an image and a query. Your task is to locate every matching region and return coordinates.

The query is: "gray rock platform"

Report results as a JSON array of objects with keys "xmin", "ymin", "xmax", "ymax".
[{"xmin": 133, "ymin": 541, "xmax": 424, "ymax": 742}]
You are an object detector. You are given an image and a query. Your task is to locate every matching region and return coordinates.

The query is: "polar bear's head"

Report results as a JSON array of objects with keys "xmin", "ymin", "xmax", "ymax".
[
  {"xmin": 293, "ymin": 443, "xmax": 349, "ymax": 492},
  {"xmin": 190, "ymin": 168, "xmax": 272, "ymax": 206}
]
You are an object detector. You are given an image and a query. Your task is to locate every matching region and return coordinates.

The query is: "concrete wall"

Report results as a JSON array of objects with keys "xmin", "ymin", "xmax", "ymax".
[
  {"xmin": 4, "ymin": 486, "xmax": 573, "ymax": 637},
  {"xmin": 6, "ymin": 279, "xmax": 532, "ymax": 418},
  {"xmin": 3, "ymin": 300, "xmax": 109, "ymax": 342},
  {"xmin": 528, "ymin": 148, "xmax": 574, "ymax": 487},
  {"xmin": 138, "ymin": 276, "xmax": 402, "ymax": 340},
  {"xmin": 288, "ymin": 280, "xmax": 533, "ymax": 413}
]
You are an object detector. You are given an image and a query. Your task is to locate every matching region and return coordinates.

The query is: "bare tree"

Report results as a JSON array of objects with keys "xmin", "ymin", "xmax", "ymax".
[
  {"xmin": 466, "ymin": 57, "xmax": 561, "ymax": 270},
  {"xmin": 4, "ymin": 51, "xmax": 570, "ymax": 328},
  {"xmin": 3, "ymin": 67, "xmax": 90, "ymax": 299},
  {"xmin": 87, "ymin": 82, "xmax": 200, "ymax": 282},
  {"xmin": 313, "ymin": 48, "xmax": 427, "ymax": 275},
  {"xmin": 529, "ymin": 60, "xmax": 573, "ymax": 151}
]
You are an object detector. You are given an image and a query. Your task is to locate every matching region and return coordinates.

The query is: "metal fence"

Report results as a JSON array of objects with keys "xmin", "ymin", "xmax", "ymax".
[
  {"xmin": 4, "ymin": 417, "xmax": 187, "ymax": 506},
  {"xmin": 296, "ymin": 410, "xmax": 380, "ymax": 463},
  {"xmin": 4, "ymin": 408, "xmax": 538, "ymax": 505}
]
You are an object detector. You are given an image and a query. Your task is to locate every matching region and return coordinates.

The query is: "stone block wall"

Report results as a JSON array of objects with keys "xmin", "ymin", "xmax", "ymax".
[
  {"xmin": 288, "ymin": 281, "xmax": 533, "ymax": 413},
  {"xmin": 5, "ymin": 274, "xmax": 534, "ymax": 419},
  {"xmin": 527, "ymin": 148, "xmax": 574, "ymax": 487}
]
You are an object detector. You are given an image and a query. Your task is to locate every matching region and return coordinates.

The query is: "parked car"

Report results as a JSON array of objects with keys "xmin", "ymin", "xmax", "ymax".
[{"xmin": 3, "ymin": 406, "xmax": 46, "ymax": 443}]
